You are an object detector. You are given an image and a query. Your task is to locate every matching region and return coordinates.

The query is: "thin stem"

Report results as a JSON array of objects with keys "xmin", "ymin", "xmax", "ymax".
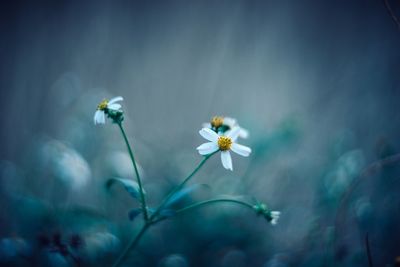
[
  {"xmin": 335, "ymin": 154, "xmax": 400, "ymax": 240},
  {"xmin": 152, "ymin": 198, "xmax": 254, "ymax": 224},
  {"xmin": 112, "ymin": 223, "xmax": 150, "ymax": 267},
  {"xmin": 117, "ymin": 122, "xmax": 149, "ymax": 221},
  {"xmin": 112, "ymin": 197, "xmax": 253, "ymax": 266},
  {"xmin": 382, "ymin": 0, "xmax": 400, "ymax": 31},
  {"xmin": 177, "ymin": 198, "xmax": 254, "ymax": 213},
  {"xmin": 150, "ymin": 152, "xmax": 216, "ymax": 220},
  {"xmin": 334, "ymin": 153, "xmax": 400, "ymax": 260},
  {"xmin": 365, "ymin": 233, "xmax": 374, "ymax": 267}
]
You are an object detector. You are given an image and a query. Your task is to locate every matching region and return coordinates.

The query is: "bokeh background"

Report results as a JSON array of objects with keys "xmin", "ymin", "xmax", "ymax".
[{"xmin": 1, "ymin": 0, "xmax": 400, "ymax": 266}]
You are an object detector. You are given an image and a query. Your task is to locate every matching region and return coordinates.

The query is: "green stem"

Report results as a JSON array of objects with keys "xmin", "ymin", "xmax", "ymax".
[
  {"xmin": 117, "ymin": 122, "xmax": 149, "ymax": 221},
  {"xmin": 177, "ymin": 198, "xmax": 254, "ymax": 212},
  {"xmin": 152, "ymin": 198, "xmax": 254, "ymax": 224},
  {"xmin": 150, "ymin": 152, "xmax": 216, "ymax": 220},
  {"xmin": 111, "ymin": 223, "xmax": 150, "ymax": 267}
]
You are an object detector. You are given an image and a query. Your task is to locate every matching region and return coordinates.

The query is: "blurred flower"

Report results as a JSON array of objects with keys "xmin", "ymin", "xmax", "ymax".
[
  {"xmin": 39, "ymin": 140, "xmax": 91, "ymax": 191},
  {"xmin": 94, "ymin": 96, "xmax": 124, "ymax": 125},
  {"xmin": 203, "ymin": 116, "xmax": 249, "ymax": 139},
  {"xmin": 270, "ymin": 211, "xmax": 281, "ymax": 225},
  {"xmin": 253, "ymin": 203, "xmax": 281, "ymax": 225},
  {"xmin": 197, "ymin": 127, "xmax": 251, "ymax": 171},
  {"xmin": 83, "ymin": 232, "xmax": 120, "ymax": 259}
]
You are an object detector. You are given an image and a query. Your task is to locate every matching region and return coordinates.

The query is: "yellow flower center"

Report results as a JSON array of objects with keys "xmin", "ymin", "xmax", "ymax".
[
  {"xmin": 218, "ymin": 136, "xmax": 232, "ymax": 151},
  {"xmin": 97, "ymin": 99, "xmax": 109, "ymax": 110},
  {"xmin": 211, "ymin": 116, "xmax": 224, "ymax": 128}
]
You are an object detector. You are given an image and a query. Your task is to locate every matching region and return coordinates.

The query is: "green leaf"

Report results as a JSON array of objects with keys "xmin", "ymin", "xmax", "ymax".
[{"xmin": 106, "ymin": 177, "xmax": 145, "ymax": 201}]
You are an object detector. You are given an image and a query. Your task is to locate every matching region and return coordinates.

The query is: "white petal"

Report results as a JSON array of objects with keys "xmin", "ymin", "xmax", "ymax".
[
  {"xmin": 202, "ymin": 122, "xmax": 212, "ymax": 129},
  {"xmin": 271, "ymin": 211, "xmax": 281, "ymax": 217},
  {"xmin": 270, "ymin": 211, "xmax": 280, "ymax": 225},
  {"xmin": 239, "ymin": 128, "xmax": 249, "ymax": 139},
  {"xmin": 199, "ymin": 128, "xmax": 219, "ymax": 142},
  {"xmin": 94, "ymin": 111, "xmax": 99, "ymax": 124},
  {"xmin": 108, "ymin": 96, "xmax": 123, "ymax": 104},
  {"xmin": 224, "ymin": 117, "xmax": 237, "ymax": 127},
  {"xmin": 221, "ymin": 151, "xmax": 233, "ymax": 171},
  {"xmin": 231, "ymin": 143, "xmax": 251, "ymax": 157},
  {"xmin": 196, "ymin": 142, "xmax": 219, "ymax": 155},
  {"xmin": 94, "ymin": 110, "xmax": 104, "ymax": 125},
  {"xmin": 226, "ymin": 127, "xmax": 240, "ymax": 141},
  {"xmin": 98, "ymin": 111, "xmax": 106, "ymax": 124},
  {"xmin": 107, "ymin": 103, "xmax": 122, "ymax": 110}
]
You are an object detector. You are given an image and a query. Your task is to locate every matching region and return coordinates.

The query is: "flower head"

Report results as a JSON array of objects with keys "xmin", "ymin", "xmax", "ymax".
[
  {"xmin": 94, "ymin": 96, "xmax": 124, "ymax": 125},
  {"xmin": 269, "ymin": 211, "xmax": 281, "ymax": 225},
  {"xmin": 253, "ymin": 202, "xmax": 281, "ymax": 225},
  {"xmin": 196, "ymin": 127, "xmax": 251, "ymax": 171},
  {"xmin": 203, "ymin": 116, "xmax": 249, "ymax": 139}
]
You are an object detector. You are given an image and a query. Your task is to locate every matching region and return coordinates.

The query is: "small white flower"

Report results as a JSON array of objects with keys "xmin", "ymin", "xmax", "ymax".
[
  {"xmin": 202, "ymin": 116, "xmax": 249, "ymax": 139},
  {"xmin": 196, "ymin": 127, "xmax": 251, "ymax": 171},
  {"xmin": 270, "ymin": 211, "xmax": 281, "ymax": 225},
  {"xmin": 94, "ymin": 96, "xmax": 123, "ymax": 125}
]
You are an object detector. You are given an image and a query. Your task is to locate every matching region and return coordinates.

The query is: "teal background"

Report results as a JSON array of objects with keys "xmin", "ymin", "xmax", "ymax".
[{"xmin": 0, "ymin": 1, "xmax": 400, "ymax": 266}]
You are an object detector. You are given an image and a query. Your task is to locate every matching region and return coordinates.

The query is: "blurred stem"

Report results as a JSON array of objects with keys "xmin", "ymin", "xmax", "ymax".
[
  {"xmin": 112, "ymin": 223, "xmax": 150, "ymax": 267},
  {"xmin": 150, "ymin": 152, "xmax": 216, "ymax": 220},
  {"xmin": 117, "ymin": 122, "xmax": 149, "ymax": 221},
  {"xmin": 334, "ymin": 153, "xmax": 400, "ymax": 259},
  {"xmin": 365, "ymin": 233, "xmax": 374, "ymax": 267}
]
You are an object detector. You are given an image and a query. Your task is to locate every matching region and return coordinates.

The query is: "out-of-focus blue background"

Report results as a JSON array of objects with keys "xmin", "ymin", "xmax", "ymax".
[{"xmin": 1, "ymin": 0, "xmax": 400, "ymax": 266}]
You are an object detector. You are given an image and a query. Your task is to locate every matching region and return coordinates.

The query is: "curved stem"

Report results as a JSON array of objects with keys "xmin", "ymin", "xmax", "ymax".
[
  {"xmin": 112, "ymin": 223, "xmax": 150, "ymax": 267},
  {"xmin": 382, "ymin": 0, "xmax": 400, "ymax": 31},
  {"xmin": 111, "ymin": 197, "xmax": 253, "ymax": 266},
  {"xmin": 150, "ymin": 152, "xmax": 216, "ymax": 220},
  {"xmin": 334, "ymin": 153, "xmax": 400, "ymax": 254},
  {"xmin": 152, "ymin": 198, "xmax": 254, "ymax": 224},
  {"xmin": 177, "ymin": 198, "xmax": 254, "ymax": 213},
  {"xmin": 117, "ymin": 122, "xmax": 149, "ymax": 221}
]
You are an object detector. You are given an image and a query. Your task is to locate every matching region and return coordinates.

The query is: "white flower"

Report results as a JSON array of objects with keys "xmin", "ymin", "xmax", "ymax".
[
  {"xmin": 202, "ymin": 116, "xmax": 249, "ymax": 139},
  {"xmin": 196, "ymin": 127, "xmax": 251, "ymax": 171},
  {"xmin": 94, "ymin": 96, "xmax": 123, "ymax": 125},
  {"xmin": 270, "ymin": 211, "xmax": 281, "ymax": 225}
]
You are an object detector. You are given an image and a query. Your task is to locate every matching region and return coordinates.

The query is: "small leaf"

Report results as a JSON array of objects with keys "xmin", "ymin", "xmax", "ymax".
[
  {"xmin": 165, "ymin": 184, "xmax": 210, "ymax": 207},
  {"xmin": 128, "ymin": 208, "xmax": 142, "ymax": 221},
  {"xmin": 106, "ymin": 178, "xmax": 145, "ymax": 201}
]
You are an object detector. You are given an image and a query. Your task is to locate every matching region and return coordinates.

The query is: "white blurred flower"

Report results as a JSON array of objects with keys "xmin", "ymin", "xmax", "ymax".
[
  {"xmin": 94, "ymin": 96, "xmax": 123, "ymax": 125},
  {"xmin": 203, "ymin": 116, "xmax": 249, "ymax": 139},
  {"xmin": 270, "ymin": 211, "xmax": 281, "ymax": 225},
  {"xmin": 253, "ymin": 203, "xmax": 281, "ymax": 225},
  {"xmin": 197, "ymin": 127, "xmax": 251, "ymax": 171}
]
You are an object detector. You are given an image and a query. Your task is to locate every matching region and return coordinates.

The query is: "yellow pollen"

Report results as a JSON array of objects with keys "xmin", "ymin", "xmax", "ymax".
[
  {"xmin": 218, "ymin": 136, "xmax": 232, "ymax": 151},
  {"xmin": 211, "ymin": 116, "xmax": 224, "ymax": 128},
  {"xmin": 97, "ymin": 99, "xmax": 109, "ymax": 110}
]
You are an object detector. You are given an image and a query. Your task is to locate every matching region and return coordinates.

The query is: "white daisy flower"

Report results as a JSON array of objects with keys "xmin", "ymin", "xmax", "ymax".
[
  {"xmin": 202, "ymin": 116, "xmax": 249, "ymax": 139},
  {"xmin": 196, "ymin": 127, "xmax": 251, "ymax": 171},
  {"xmin": 94, "ymin": 96, "xmax": 123, "ymax": 125},
  {"xmin": 270, "ymin": 211, "xmax": 281, "ymax": 225}
]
